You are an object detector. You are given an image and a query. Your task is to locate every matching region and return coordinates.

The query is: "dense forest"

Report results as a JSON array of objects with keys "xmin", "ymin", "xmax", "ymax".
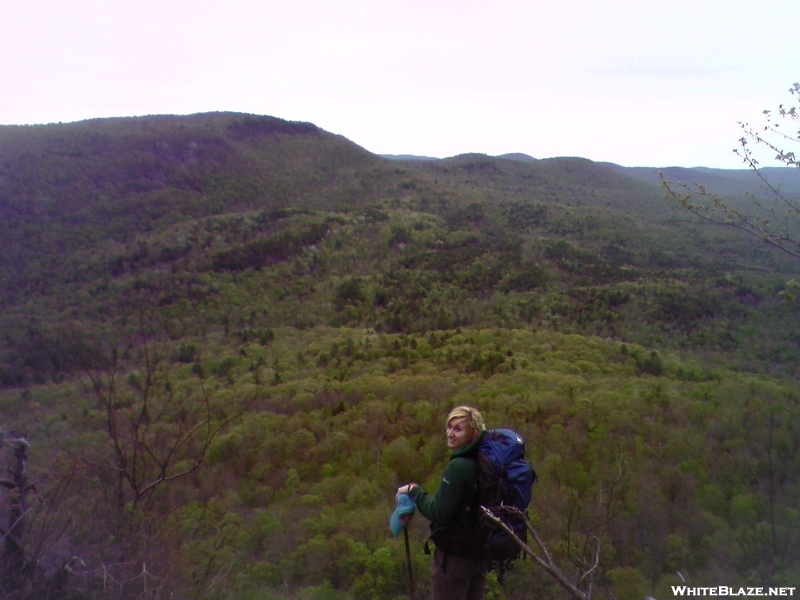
[{"xmin": 0, "ymin": 113, "xmax": 798, "ymax": 599}]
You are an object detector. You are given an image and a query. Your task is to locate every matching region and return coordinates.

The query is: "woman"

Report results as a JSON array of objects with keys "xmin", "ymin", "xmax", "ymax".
[{"xmin": 396, "ymin": 405, "xmax": 489, "ymax": 600}]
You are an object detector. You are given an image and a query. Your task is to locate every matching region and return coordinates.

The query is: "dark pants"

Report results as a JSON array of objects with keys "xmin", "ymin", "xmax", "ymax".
[{"xmin": 431, "ymin": 548, "xmax": 488, "ymax": 600}]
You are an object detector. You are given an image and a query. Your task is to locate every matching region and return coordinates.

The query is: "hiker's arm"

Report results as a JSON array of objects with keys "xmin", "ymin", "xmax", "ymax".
[{"xmin": 408, "ymin": 460, "xmax": 467, "ymax": 526}]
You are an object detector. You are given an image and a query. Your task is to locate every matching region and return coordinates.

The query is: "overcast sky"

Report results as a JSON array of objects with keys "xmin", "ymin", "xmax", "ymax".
[{"xmin": 2, "ymin": 0, "xmax": 797, "ymax": 168}]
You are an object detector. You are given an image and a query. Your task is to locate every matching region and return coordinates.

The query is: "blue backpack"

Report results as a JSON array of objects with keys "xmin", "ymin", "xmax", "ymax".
[{"xmin": 475, "ymin": 428, "xmax": 537, "ymax": 568}]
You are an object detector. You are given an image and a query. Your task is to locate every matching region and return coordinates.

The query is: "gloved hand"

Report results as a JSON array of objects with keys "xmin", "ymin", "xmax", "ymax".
[{"xmin": 396, "ymin": 483, "xmax": 418, "ymax": 501}]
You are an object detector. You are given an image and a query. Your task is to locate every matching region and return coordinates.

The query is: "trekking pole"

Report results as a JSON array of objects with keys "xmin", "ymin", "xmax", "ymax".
[{"xmin": 403, "ymin": 524, "xmax": 416, "ymax": 600}]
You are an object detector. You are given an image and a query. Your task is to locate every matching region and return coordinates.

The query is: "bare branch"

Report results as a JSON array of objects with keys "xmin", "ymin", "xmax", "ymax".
[
  {"xmin": 577, "ymin": 534, "xmax": 602, "ymax": 584},
  {"xmin": 661, "ymin": 83, "xmax": 800, "ymax": 261},
  {"xmin": 660, "ymin": 173, "xmax": 800, "ymax": 260},
  {"xmin": 482, "ymin": 506, "xmax": 589, "ymax": 600},
  {"xmin": 79, "ymin": 328, "xmax": 256, "ymax": 513}
]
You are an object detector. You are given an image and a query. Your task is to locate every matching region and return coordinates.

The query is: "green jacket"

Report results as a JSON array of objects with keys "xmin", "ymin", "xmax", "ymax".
[{"xmin": 409, "ymin": 431, "xmax": 485, "ymax": 547}]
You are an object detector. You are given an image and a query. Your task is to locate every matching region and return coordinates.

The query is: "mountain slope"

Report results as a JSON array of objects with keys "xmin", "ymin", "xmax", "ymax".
[{"xmin": 2, "ymin": 112, "xmax": 799, "ymax": 390}]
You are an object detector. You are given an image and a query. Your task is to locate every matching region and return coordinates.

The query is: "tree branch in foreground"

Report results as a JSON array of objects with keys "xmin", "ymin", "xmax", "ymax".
[{"xmin": 482, "ymin": 506, "xmax": 590, "ymax": 600}]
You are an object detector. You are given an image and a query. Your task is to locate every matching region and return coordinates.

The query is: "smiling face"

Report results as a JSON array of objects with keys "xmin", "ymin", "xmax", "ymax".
[{"xmin": 446, "ymin": 416, "xmax": 476, "ymax": 450}]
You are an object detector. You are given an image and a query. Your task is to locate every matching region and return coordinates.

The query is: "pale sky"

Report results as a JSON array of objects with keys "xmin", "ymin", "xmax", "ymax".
[{"xmin": 2, "ymin": 0, "xmax": 797, "ymax": 168}]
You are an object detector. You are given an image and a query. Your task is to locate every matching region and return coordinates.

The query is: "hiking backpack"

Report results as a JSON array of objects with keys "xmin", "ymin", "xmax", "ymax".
[{"xmin": 475, "ymin": 428, "xmax": 537, "ymax": 570}]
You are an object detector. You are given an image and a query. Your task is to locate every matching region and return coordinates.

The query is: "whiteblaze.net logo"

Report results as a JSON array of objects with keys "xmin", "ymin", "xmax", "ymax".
[{"xmin": 672, "ymin": 587, "xmax": 796, "ymax": 597}]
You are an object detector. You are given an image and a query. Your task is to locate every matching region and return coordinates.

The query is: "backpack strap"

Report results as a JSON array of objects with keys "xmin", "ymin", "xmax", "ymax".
[{"xmin": 424, "ymin": 536, "xmax": 450, "ymax": 573}]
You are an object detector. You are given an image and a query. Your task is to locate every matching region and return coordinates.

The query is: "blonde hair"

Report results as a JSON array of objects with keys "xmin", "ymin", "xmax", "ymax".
[{"xmin": 446, "ymin": 405, "xmax": 486, "ymax": 433}]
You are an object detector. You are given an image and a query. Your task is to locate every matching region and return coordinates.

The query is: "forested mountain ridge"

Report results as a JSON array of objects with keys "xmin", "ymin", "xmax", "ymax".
[
  {"xmin": 2, "ymin": 113, "xmax": 798, "ymax": 387},
  {"xmin": 0, "ymin": 114, "xmax": 380, "ymax": 274},
  {"xmin": 0, "ymin": 113, "xmax": 798, "ymax": 599},
  {"xmin": 605, "ymin": 163, "xmax": 800, "ymax": 198}
]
